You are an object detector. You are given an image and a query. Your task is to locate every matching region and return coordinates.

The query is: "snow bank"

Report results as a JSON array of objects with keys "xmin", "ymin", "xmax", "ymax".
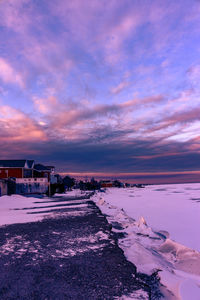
[{"xmin": 93, "ymin": 185, "xmax": 200, "ymax": 299}]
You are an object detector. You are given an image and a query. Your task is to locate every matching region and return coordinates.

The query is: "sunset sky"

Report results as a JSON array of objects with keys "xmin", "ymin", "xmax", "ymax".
[{"xmin": 0, "ymin": 0, "xmax": 200, "ymax": 183}]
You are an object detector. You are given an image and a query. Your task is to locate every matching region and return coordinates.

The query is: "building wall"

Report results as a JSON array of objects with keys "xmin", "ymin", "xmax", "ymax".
[
  {"xmin": 23, "ymin": 169, "xmax": 33, "ymax": 178},
  {"xmin": 16, "ymin": 178, "xmax": 48, "ymax": 184},
  {"xmin": 0, "ymin": 168, "xmax": 23, "ymax": 179},
  {"xmin": 0, "ymin": 180, "xmax": 8, "ymax": 196},
  {"xmin": 15, "ymin": 178, "xmax": 48, "ymax": 194},
  {"xmin": 50, "ymin": 175, "xmax": 58, "ymax": 184}
]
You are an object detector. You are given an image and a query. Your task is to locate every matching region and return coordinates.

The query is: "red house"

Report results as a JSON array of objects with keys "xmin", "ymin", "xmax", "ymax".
[
  {"xmin": 0, "ymin": 160, "xmax": 34, "ymax": 179},
  {"xmin": 0, "ymin": 160, "xmax": 56, "ymax": 195}
]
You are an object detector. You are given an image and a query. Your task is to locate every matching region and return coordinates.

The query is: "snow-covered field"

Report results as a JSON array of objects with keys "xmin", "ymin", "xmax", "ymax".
[
  {"xmin": 0, "ymin": 190, "xmax": 88, "ymax": 227},
  {"xmin": 1, "ymin": 185, "xmax": 200, "ymax": 299},
  {"xmin": 93, "ymin": 183, "xmax": 200, "ymax": 300}
]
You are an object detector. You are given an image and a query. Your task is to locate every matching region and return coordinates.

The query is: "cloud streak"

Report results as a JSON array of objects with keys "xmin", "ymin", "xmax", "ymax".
[
  {"xmin": 0, "ymin": 105, "xmax": 46, "ymax": 142},
  {"xmin": 0, "ymin": 0, "xmax": 200, "ymax": 183},
  {"xmin": 0, "ymin": 58, "xmax": 24, "ymax": 88}
]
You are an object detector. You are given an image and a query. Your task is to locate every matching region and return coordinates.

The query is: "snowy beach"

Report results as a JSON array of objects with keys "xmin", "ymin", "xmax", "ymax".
[
  {"xmin": 0, "ymin": 184, "xmax": 200, "ymax": 299},
  {"xmin": 0, "ymin": 192, "xmax": 160, "ymax": 299},
  {"xmin": 93, "ymin": 183, "xmax": 200, "ymax": 299}
]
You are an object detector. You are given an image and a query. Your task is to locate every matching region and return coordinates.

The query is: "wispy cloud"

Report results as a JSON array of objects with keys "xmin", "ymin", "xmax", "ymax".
[
  {"xmin": 111, "ymin": 81, "xmax": 130, "ymax": 94},
  {"xmin": 0, "ymin": 58, "xmax": 24, "ymax": 88},
  {"xmin": 0, "ymin": 0, "xmax": 200, "ymax": 182},
  {"xmin": 0, "ymin": 104, "xmax": 46, "ymax": 142}
]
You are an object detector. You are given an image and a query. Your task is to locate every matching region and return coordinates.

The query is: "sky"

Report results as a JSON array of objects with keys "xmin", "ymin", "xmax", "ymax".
[{"xmin": 0, "ymin": 0, "xmax": 200, "ymax": 183}]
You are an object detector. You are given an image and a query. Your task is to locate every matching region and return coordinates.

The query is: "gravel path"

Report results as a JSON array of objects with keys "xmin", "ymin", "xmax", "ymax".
[{"xmin": 0, "ymin": 193, "xmax": 162, "ymax": 299}]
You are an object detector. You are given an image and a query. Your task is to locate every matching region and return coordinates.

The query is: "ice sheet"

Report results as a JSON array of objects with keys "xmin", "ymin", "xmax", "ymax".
[{"xmin": 93, "ymin": 184, "xmax": 200, "ymax": 299}]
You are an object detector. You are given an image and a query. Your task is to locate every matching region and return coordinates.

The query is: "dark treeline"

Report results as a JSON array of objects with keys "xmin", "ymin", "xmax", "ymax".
[{"xmin": 47, "ymin": 176, "xmax": 132, "ymax": 196}]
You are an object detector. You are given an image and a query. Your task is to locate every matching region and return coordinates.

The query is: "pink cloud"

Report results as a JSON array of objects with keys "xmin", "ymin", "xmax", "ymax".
[
  {"xmin": 187, "ymin": 64, "xmax": 200, "ymax": 86},
  {"xmin": 110, "ymin": 81, "xmax": 129, "ymax": 94},
  {"xmin": 132, "ymin": 152, "xmax": 180, "ymax": 160},
  {"xmin": 121, "ymin": 95, "xmax": 163, "ymax": 108},
  {"xmin": 33, "ymin": 96, "xmax": 58, "ymax": 115},
  {"xmin": 30, "ymin": 92, "xmax": 165, "ymax": 143},
  {"xmin": 22, "ymin": 41, "xmax": 73, "ymax": 77},
  {"xmin": 47, "ymin": 0, "xmax": 144, "ymax": 64},
  {"xmin": 0, "ymin": 1, "xmax": 73, "ymax": 90},
  {"xmin": 102, "ymin": 12, "xmax": 142, "ymax": 64},
  {"xmin": 0, "ymin": 0, "xmax": 31, "ymax": 35},
  {"xmin": 0, "ymin": 57, "xmax": 24, "ymax": 88},
  {"xmin": 0, "ymin": 105, "xmax": 47, "ymax": 142},
  {"xmin": 143, "ymin": 103, "xmax": 200, "ymax": 138}
]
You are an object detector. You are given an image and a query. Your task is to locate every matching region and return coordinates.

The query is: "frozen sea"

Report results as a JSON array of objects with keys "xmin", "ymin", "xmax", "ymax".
[
  {"xmin": 93, "ymin": 183, "xmax": 200, "ymax": 300},
  {"xmin": 102, "ymin": 183, "xmax": 200, "ymax": 251}
]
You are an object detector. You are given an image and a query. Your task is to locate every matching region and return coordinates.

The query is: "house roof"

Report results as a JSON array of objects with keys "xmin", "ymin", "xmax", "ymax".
[
  {"xmin": 0, "ymin": 160, "xmax": 35, "ymax": 168},
  {"xmin": 45, "ymin": 166, "xmax": 55, "ymax": 169},
  {"xmin": 34, "ymin": 164, "xmax": 50, "ymax": 171},
  {"xmin": 0, "ymin": 160, "xmax": 27, "ymax": 168},
  {"xmin": 27, "ymin": 160, "xmax": 34, "ymax": 168}
]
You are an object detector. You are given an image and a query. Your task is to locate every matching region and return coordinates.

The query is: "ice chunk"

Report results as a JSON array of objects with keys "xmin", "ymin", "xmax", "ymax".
[
  {"xmin": 137, "ymin": 216, "xmax": 147, "ymax": 227},
  {"xmin": 159, "ymin": 239, "xmax": 200, "ymax": 276}
]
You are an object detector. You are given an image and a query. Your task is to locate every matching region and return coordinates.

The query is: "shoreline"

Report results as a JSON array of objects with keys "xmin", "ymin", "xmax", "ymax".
[{"xmin": 92, "ymin": 186, "xmax": 200, "ymax": 299}]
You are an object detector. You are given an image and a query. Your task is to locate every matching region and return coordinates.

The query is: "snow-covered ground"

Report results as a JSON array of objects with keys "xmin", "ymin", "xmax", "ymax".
[
  {"xmin": 54, "ymin": 189, "xmax": 90, "ymax": 197},
  {"xmin": 93, "ymin": 183, "xmax": 200, "ymax": 300},
  {"xmin": 1, "ymin": 185, "xmax": 200, "ymax": 299},
  {"xmin": 0, "ymin": 190, "xmax": 150, "ymax": 300},
  {"xmin": 0, "ymin": 191, "xmax": 89, "ymax": 227}
]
